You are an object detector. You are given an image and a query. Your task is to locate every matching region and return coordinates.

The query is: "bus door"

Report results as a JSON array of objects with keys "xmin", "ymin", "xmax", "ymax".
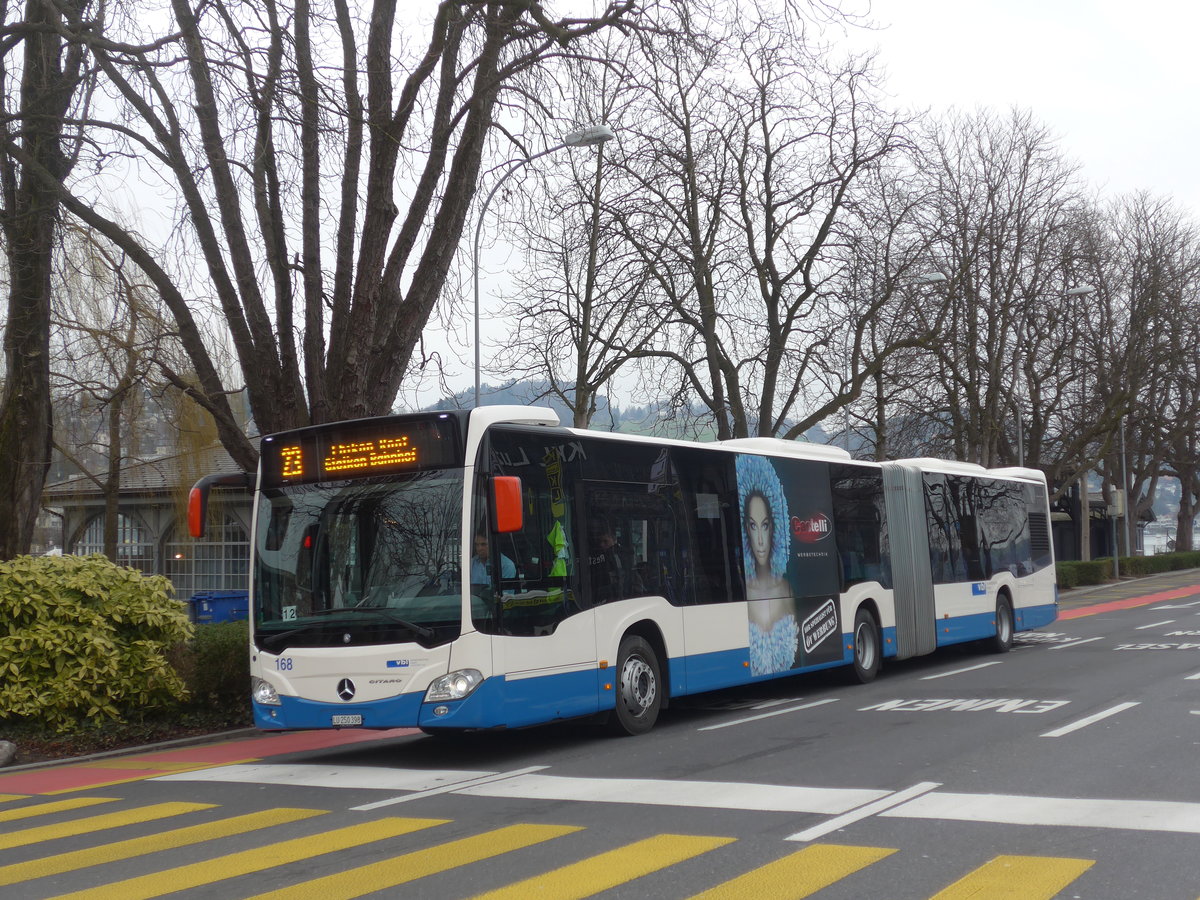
[
  {"xmin": 881, "ymin": 462, "xmax": 937, "ymax": 659},
  {"xmin": 474, "ymin": 436, "xmax": 599, "ymax": 725}
]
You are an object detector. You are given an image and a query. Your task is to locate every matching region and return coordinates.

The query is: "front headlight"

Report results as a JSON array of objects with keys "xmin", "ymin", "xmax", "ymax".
[
  {"xmin": 424, "ymin": 668, "xmax": 484, "ymax": 703},
  {"xmin": 251, "ymin": 676, "xmax": 281, "ymax": 706}
]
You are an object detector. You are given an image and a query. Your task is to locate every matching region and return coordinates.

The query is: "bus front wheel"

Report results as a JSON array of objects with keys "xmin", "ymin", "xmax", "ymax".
[
  {"xmin": 851, "ymin": 607, "xmax": 881, "ymax": 683},
  {"xmin": 609, "ymin": 635, "xmax": 661, "ymax": 736}
]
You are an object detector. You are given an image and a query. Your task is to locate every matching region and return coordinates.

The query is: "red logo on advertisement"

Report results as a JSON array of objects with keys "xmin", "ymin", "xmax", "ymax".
[{"xmin": 792, "ymin": 512, "xmax": 832, "ymax": 543}]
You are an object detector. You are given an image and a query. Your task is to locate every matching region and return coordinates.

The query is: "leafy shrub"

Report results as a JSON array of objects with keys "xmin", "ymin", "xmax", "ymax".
[
  {"xmin": 1057, "ymin": 550, "xmax": 1200, "ymax": 588},
  {"xmin": 0, "ymin": 554, "xmax": 193, "ymax": 732},
  {"xmin": 1056, "ymin": 559, "xmax": 1112, "ymax": 588},
  {"xmin": 1121, "ymin": 550, "xmax": 1200, "ymax": 575},
  {"xmin": 179, "ymin": 620, "xmax": 250, "ymax": 711}
]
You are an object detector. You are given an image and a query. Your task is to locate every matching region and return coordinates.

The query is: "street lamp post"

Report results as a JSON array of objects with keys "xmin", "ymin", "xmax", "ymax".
[
  {"xmin": 1063, "ymin": 284, "xmax": 1096, "ymax": 564},
  {"xmin": 472, "ymin": 125, "xmax": 616, "ymax": 407}
]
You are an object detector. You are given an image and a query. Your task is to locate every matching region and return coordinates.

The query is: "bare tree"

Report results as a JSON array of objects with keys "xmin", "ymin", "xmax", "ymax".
[
  {"xmin": 49, "ymin": 226, "xmax": 176, "ymax": 558},
  {"xmin": 8, "ymin": 0, "xmax": 641, "ymax": 473},
  {"xmin": 907, "ymin": 109, "xmax": 1114, "ymax": 481},
  {"xmin": 612, "ymin": 9, "xmax": 909, "ymax": 440},
  {"xmin": 0, "ymin": 0, "xmax": 95, "ymax": 558},
  {"xmin": 492, "ymin": 50, "xmax": 659, "ymax": 428},
  {"xmin": 1090, "ymin": 194, "xmax": 1200, "ymax": 552}
]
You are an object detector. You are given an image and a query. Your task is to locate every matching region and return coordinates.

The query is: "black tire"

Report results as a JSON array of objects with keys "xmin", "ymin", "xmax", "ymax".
[
  {"xmin": 850, "ymin": 606, "xmax": 881, "ymax": 684},
  {"xmin": 991, "ymin": 594, "xmax": 1014, "ymax": 653},
  {"xmin": 609, "ymin": 634, "xmax": 662, "ymax": 736}
]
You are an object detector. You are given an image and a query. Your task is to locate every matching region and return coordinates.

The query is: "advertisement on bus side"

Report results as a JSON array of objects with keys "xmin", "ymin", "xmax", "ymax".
[{"xmin": 736, "ymin": 453, "xmax": 842, "ymax": 676}]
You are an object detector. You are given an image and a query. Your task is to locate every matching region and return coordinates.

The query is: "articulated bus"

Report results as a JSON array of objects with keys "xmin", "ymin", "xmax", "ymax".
[{"xmin": 189, "ymin": 406, "xmax": 1056, "ymax": 736}]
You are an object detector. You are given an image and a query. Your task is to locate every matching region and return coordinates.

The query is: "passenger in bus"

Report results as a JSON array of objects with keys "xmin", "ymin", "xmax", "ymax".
[
  {"xmin": 588, "ymin": 524, "xmax": 627, "ymax": 603},
  {"xmin": 470, "ymin": 534, "xmax": 515, "ymax": 588}
]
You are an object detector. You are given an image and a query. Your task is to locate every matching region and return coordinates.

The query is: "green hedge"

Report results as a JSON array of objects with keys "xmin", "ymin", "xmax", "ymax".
[
  {"xmin": 1056, "ymin": 559, "xmax": 1112, "ymax": 589},
  {"xmin": 175, "ymin": 620, "xmax": 250, "ymax": 711},
  {"xmin": 0, "ymin": 555, "xmax": 193, "ymax": 732},
  {"xmin": 1057, "ymin": 550, "xmax": 1200, "ymax": 589},
  {"xmin": 1118, "ymin": 551, "xmax": 1200, "ymax": 576}
]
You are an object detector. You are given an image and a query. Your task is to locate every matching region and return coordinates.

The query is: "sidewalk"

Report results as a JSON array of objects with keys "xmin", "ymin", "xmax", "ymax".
[{"xmin": 1057, "ymin": 567, "xmax": 1200, "ymax": 619}]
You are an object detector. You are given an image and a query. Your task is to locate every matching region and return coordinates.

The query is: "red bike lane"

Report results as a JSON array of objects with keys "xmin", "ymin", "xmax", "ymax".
[
  {"xmin": 1059, "ymin": 581, "xmax": 1200, "ymax": 620},
  {"xmin": 0, "ymin": 727, "xmax": 416, "ymax": 796}
]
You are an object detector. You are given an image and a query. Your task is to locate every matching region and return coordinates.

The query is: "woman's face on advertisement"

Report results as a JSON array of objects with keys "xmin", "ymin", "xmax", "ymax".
[{"xmin": 746, "ymin": 494, "xmax": 772, "ymax": 570}]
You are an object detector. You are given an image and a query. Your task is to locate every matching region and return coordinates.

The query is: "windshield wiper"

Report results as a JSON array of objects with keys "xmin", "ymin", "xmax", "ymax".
[
  {"xmin": 259, "ymin": 622, "xmax": 323, "ymax": 652},
  {"xmin": 310, "ymin": 605, "xmax": 436, "ymax": 641}
]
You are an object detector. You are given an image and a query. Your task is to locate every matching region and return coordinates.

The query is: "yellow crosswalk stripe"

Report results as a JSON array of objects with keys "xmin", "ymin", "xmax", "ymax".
[
  {"xmin": 0, "ymin": 794, "xmax": 29, "ymax": 803},
  {"xmin": 0, "ymin": 807, "xmax": 324, "ymax": 887},
  {"xmin": 44, "ymin": 759, "xmax": 262, "ymax": 794},
  {"xmin": 471, "ymin": 833, "xmax": 735, "ymax": 900},
  {"xmin": 931, "ymin": 854, "xmax": 1095, "ymax": 899},
  {"xmin": 0, "ymin": 801, "xmax": 211, "ymax": 851},
  {"xmin": 47, "ymin": 816, "xmax": 450, "ymax": 900},
  {"xmin": 0, "ymin": 796, "xmax": 118, "ymax": 826},
  {"xmin": 246, "ymin": 823, "xmax": 583, "ymax": 900},
  {"xmin": 688, "ymin": 843, "xmax": 898, "ymax": 899}
]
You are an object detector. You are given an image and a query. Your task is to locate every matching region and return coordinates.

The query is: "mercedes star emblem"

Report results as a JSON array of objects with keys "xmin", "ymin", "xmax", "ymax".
[{"xmin": 336, "ymin": 678, "xmax": 356, "ymax": 701}]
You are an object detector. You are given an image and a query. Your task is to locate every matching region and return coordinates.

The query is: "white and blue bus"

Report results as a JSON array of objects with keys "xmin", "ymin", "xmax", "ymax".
[{"xmin": 190, "ymin": 406, "xmax": 1057, "ymax": 736}]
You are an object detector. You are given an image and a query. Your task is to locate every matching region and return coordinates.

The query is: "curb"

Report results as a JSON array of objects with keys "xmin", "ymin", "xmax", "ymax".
[{"xmin": 0, "ymin": 727, "xmax": 259, "ymax": 773}]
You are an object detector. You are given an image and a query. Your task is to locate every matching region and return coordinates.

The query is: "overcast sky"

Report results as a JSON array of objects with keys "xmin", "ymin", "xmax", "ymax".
[
  {"xmin": 420, "ymin": 1, "xmax": 1200, "ymax": 406},
  {"xmin": 845, "ymin": 0, "xmax": 1200, "ymax": 214}
]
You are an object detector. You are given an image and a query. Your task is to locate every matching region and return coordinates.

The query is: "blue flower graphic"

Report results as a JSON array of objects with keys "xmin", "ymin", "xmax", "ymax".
[{"xmin": 735, "ymin": 454, "xmax": 790, "ymax": 578}]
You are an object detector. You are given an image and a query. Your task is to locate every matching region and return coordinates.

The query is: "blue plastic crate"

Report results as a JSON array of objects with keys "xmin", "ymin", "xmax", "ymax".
[{"xmin": 189, "ymin": 590, "xmax": 249, "ymax": 624}]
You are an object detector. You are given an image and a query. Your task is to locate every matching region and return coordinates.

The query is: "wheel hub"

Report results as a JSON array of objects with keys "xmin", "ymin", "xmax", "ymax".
[{"xmin": 620, "ymin": 655, "xmax": 656, "ymax": 712}]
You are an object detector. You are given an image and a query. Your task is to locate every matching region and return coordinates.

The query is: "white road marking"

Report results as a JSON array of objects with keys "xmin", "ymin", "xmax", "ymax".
[
  {"xmin": 157, "ymin": 764, "xmax": 1200, "ymax": 836},
  {"xmin": 458, "ymin": 773, "xmax": 889, "ymax": 814},
  {"xmin": 1151, "ymin": 600, "xmax": 1200, "ymax": 610},
  {"xmin": 1040, "ymin": 701, "xmax": 1140, "ymax": 737},
  {"xmin": 786, "ymin": 782, "xmax": 941, "ymax": 842},
  {"xmin": 859, "ymin": 698, "xmax": 1068, "ymax": 714},
  {"xmin": 1046, "ymin": 637, "xmax": 1104, "ymax": 650},
  {"xmin": 885, "ymin": 791, "xmax": 1200, "ymax": 834},
  {"xmin": 1186, "ymin": 671, "xmax": 1200, "ymax": 681},
  {"xmin": 697, "ymin": 697, "xmax": 838, "ymax": 731},
  {"xmin": 352, "ymin": 766, "xmax": 549, "ymax": 811},
  {"xmin": 155, "ymin": 763, "xmax": 496, "ymax": 791},
  {"xmin": 752, "ymin": 697, "xmax": 803, "ymax": 710},
  {"xmin": 1136, "ymin": 620, "xmax": 1175, "ymax": 630},
  {"xmin": 920, "ymin": 662, "xmax": 1002, "ymax": 680}
]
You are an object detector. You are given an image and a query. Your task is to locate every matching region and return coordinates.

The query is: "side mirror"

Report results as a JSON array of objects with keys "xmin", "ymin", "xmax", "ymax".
[
  {"xmin": 491, "ymin": 476, "xmax": 523, "ymax": 533},
  {"xmin": 188, "ymin": 472, "xmax": 253, "ymax": 538}
]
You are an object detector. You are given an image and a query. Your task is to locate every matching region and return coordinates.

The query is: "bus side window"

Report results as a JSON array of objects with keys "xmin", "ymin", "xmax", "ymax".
[
  {"xmin": 581, "ymin": 485, "xmax": 681, "ymax": 607},
  {"xmin": 831, "ymin": 465, "xmax": 889, "ymax": 589},
  {"xmin": 675, "ymin": 449, "xmax": 739, "ymax": 604}
]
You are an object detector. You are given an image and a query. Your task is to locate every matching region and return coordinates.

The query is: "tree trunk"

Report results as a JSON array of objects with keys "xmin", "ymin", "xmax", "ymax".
[
  {"xmin": 0, "ymin": 0, "xmax": 83, "ymax": 559},
  {"xmin": 1177, "ymin": 472, "xmax": 1196, "ymax": 553}
]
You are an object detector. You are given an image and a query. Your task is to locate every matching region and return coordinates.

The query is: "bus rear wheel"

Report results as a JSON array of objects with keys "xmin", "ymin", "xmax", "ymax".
[
  {"xmin": 609, "ymin": 635, "xmax": 661, "ymax": 736},
  {"xmin": 851, "ymin": 607, "xmax": 881, "ymax": 683},
  {"xmin": 991, "ymin": 594, "xmax": 1014, "ymax": 653}
]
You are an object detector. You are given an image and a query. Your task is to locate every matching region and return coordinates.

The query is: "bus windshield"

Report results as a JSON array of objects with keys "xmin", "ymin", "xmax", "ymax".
[{"xmin": 253, "ymin": 470, "xmax": 464, "ymax": 652}]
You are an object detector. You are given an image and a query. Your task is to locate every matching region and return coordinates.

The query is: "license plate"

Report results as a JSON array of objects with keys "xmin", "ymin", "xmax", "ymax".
[{"xmin": 331, "ymin": 714, "xmax": 363, "ymax": 726}]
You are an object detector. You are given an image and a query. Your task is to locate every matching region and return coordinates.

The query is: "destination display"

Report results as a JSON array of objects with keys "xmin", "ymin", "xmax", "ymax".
[{"xmin": 260, "ymin": 415, "xmax": 462, "ymax": 487}]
